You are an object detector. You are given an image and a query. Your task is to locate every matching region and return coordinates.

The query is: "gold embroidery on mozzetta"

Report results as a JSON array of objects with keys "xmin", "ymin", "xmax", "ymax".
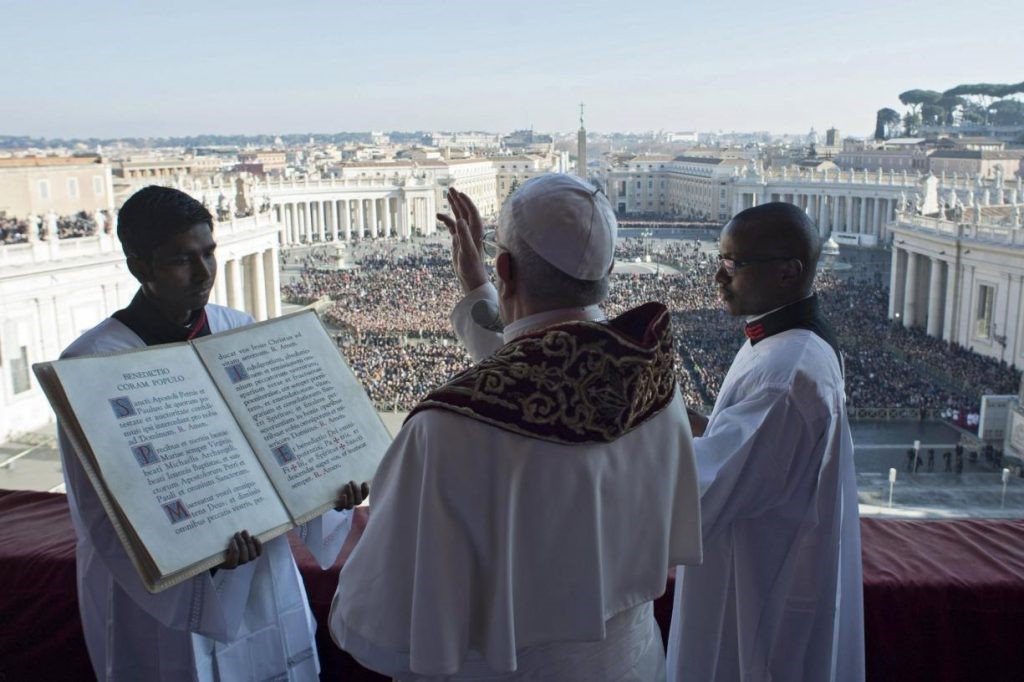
[{"xmin": 410, "ymin": 304, "xmax": 676, "ymax": 444}]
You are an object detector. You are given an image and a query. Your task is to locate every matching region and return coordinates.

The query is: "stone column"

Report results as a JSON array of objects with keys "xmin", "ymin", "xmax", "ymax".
[
  {"xmin": 330, "ymin": 200, "xmax": 339, "ymax": 241},
  {"xmin": 213, "ymin": 260, "xmax": 228, "ymax": 306},
  {"xmin": 903, "ymin": 251, "xmax": 919, "ymax": 327},
  {"xmin": 831, "ymin": 195, "xmax": 841, "ymax": 233},
  {"xmin": 368, "ymin": 198, "xmax": 378, "ymax": 238},
  {"xmin": 378, "ymin": 196, "xmax": 389, "ymax": 236},
  {"xmin": 927, "ymin": 257, "xmax": 944, "ymax": 337},
  {"xmin": 302, "ymin": 202, "xmax": 312, "ymax": 243},
  {"xmin": 943, "ymin": 260, "xmax": 958, "ymax": 342},
  {"xmin": 250, "ymin": 252, "xmax": 267, "ymax": 321},
  {"xmin": 264, "ymin": 248, "xmax": 282, "ymax": 318},
  {"xmin": 227, "ymin": 258, "xmax": 245, "ymax": 312},
  {"xmin": 354, "ymin": 199, "xmax": 365, "ymax": 238},
  {"xmin": 341, "ymin": 199, "xmax": 351, "ymax": 241},
  {"xmin": 859, "ymin": 197, "xmax": 868, "ymax": 234},
  {"xmin": 844, "ymin": 196, "xmax": 853, "ymax": 232},
  {"xmin": 396, "ymin": 196, "xmax": 408, "ymax": 237},
  {"xmin": 818, "ymin": 195, "xmax": 828, "ymax": 235},
  {"xmin": 889, "ymin": 247, "xmax": 905, "ymax": 320},
  {"xmin": 872, "ymin": 198, "xmax": 882, "ymax": 238}
]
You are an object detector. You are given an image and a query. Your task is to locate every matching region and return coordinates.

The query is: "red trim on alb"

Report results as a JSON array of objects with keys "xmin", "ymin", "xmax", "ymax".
[
  {"xmin": 744, "ymin": 323, "xmax": 765, "ymax": 340},
  {"xmin": 186, "ymin": 309, "xmax": 208, "ymax": 341}
]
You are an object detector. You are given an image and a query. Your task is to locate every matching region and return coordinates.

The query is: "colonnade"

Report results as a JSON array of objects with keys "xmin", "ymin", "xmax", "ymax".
[
  {"xmin": 888, "ymin": 246, "xmax": 954, "ymax": 340},
  {"xmin": 733, "ymin": 190, "xmax": 897, "ymax": 240},
  {"xmin": 271, "ymin": 192, "xmax": 437, "ymax": 246},
  {"xmin": 210, "ymin": 247, "xmax": 281, "ymax": 322}
]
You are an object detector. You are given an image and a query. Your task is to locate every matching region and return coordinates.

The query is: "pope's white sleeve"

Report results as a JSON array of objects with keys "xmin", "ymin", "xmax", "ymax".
[
  {"xmin": 450, "ymin": 282, "xmax": 503, "ymax": 362},
  {"xmin": 60, "ymin": 427, "xmax": 257, "ymax": 642},
  {"xmin": 693, "ymin": 386, "xmax": 820, "ymax": 542},
  {"xmin": 293, "ymin": 509, "xmax": 353, "ymax": 569}
]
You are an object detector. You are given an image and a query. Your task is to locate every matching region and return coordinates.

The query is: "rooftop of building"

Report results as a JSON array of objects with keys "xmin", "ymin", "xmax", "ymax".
[
  {"xmin": 0, "ymin": 155, "xmax": 104, "ymax": 168},
  {"xmin": 930, "ymin": 150, "xmax": 1024, "ymax": 160}
]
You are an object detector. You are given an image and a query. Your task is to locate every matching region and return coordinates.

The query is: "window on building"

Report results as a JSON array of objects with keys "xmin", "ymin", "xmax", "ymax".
[
  {"xmin": 38, "ymin": 179, "xmax": 50, "ymax": 200},
  {"xmin": 67, "ymin": 177, "xmax": 79, "ymax": 199},
  {"xmin": 975, "ymin": 285, "xmax": 995, "ymax": 339},
  {"xmin": 93, "ymin": 176, "xmax": 104, "ymax": 196}
]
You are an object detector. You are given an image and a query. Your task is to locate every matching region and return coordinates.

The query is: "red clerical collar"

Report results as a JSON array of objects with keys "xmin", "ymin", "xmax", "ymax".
[{"xmin": 744, "ymin": 321, "xmax": 766, "ymax": 341}]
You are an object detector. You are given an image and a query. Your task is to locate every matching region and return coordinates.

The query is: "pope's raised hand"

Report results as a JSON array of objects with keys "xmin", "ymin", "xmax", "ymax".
[{"xmin": 436, "ymin": 187, "xmax": 488, "ymax": 295}]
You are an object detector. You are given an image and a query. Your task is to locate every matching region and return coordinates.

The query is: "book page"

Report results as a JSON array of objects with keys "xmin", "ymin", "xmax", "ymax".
[
  {"xmin": 193, "ymin": 310, "xmax": 390, "ymax": 522},
  {"xmin": 50, "ymin": 345, "xmax": 291, "ymax": 577}
]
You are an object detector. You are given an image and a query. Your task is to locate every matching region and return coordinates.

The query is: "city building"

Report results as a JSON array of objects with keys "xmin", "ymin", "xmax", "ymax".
[
  {"xmin": 835, "ymin": 138, "xmax": 932, "ymax": 173},
  {"xmin": 494, "ymin": 154, "xmax": 563, "ymax": 205},
  {"xmin": 237, "ymin": 150, "xmax": 288, "ymax": 175},
  {"xmin": 888, "ymin": 188, "xmax": 1024, "ymax": 365},
  {"xmin": 0, "ymin": 156, "xmax": 114, "ymax": 219},
  {"xmin": 597, "ymin": 154, "xmax": 744, "ymax": 221},
  {"xmin": 0, "ymin": 213, "xmax": 283, "ymax": 442}
]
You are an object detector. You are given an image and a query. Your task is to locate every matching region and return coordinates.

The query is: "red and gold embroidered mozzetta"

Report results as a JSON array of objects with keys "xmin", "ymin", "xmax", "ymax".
[{"xmin": 407, "ymin": 302, "xmax": 676, "ymax": 444}]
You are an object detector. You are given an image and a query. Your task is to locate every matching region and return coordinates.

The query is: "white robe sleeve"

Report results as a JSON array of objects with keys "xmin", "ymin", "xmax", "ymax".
[
  {"xmin": 451, "ymin": 282, "xmax": 503, "ymax": 362},
  {"xmin": 329, "ymin": 419, "xmax": 478, "ymax": 676},
  {"xmin": 293, "ymin": 509, "xmax": 353, "ymax": 569},
  {"xmin": 60, "ymin": 427, "xmax": 258, "ymax": 643},
  {"xmin": 694, "ymin": 386, "xmax": 824, "ymax": 542}
]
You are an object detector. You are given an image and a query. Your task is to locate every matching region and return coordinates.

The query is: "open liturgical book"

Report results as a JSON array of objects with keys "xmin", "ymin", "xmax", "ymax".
[{"xmin": 34, "ymin": 309, "xmax": 390, "ymax": 593}]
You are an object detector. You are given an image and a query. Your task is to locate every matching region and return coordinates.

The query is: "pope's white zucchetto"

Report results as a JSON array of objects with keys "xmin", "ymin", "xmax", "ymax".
[{"xmin": 503, "ymin": 173, "xmax": 618, "ymax": 281}]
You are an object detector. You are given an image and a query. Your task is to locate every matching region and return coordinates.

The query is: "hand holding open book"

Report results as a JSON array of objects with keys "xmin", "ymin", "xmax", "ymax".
[{"xmin": 35, "ymin": 310, "xmax": 390, "ymax": 592}]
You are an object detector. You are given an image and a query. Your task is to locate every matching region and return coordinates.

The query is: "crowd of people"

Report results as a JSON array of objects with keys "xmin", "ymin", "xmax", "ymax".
[
  {"xmin": 0, "ymin": 216, "xmax": 29, "ymax": 244},
  {"xmin": 56, "ymin": 211, "xmax": 99, "ymax": 239},
  {"xmin": 0, "ymin": 211, "xmax": 99, "ymax": 243},
  {"xmin": 281, "ymin": 239, "xmax": 1020, "ymax": 416}
]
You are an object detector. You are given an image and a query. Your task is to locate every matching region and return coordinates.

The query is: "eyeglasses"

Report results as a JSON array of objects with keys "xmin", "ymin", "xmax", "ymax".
[
  {"xmin": 481, "ymin": 228, "xmax": 503, "ymax": 258},
  {"xmin": 716, "ymin": 255, "xmax": 798, "ymax": 277}
]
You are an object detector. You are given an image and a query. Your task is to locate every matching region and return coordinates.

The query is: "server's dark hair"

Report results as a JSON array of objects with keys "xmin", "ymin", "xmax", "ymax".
[{"xmin": 117, "ymin": 186, "xmax": 214, "ymax": 259}]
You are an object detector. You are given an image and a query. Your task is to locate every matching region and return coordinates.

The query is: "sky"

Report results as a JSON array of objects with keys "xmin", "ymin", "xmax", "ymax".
[{"xmin": 2, "ymin": 0, "xmax": 1022, "ymax": 139}]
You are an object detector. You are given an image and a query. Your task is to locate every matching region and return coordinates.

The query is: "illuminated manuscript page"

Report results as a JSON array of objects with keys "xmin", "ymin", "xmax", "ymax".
[
  {"xmin": 193, "ymin": 310, "xmax": 390, "ymax": 523},
  {"xmin": 51, "ymin": 344, "xmax": 291, "ymax": 578}
]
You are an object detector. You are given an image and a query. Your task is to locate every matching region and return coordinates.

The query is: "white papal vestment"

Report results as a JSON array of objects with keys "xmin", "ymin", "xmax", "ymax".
[{"xmin": 330, "ymin": 284, "xmax": 702, "ymax": 680}]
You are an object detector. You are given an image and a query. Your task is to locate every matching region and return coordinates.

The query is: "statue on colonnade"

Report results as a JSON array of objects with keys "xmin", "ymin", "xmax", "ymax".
[
  {"xmin": 43, "ymin": 210, "xmax": 58, "ymax": 240},
  {"xmin": 26, "ymin": 213, "xmax": 40, "ymax": 242},
  {"xmin": 897, "ymin": 191, "xmax": 908, "ymax": 213}
]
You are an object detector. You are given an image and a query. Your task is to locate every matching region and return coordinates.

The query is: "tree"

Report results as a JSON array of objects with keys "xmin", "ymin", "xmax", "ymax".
[
  {"xmin": 902, "ymin": 111, "xmax": 922, "ymax": 137},
  {"xmin": 936, "ymin": 94, "xmax": 967, "ymax": 125},
  {"xmin": 989, "ymin": 99, "xmax": 1024, "ymax": 126},
  {"xmin": 942, "ymin": 82, "xmax": 1024, "ymax": 125},
  {"xmin": 898, "ymin": 90, "xmax": 943, "ymax": 116},
  {"xmin": 874, "ymin": 108, "xmax": 901, "ymax": 140}
]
